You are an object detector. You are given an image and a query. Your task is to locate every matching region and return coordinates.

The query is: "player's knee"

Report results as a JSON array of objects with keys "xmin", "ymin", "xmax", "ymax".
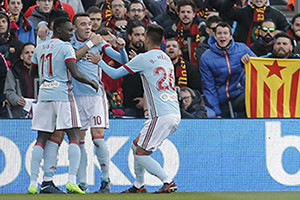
[
  {"xmin": 36, "ymin": 131, "xmax": 52, "ymax": 146},
  {"xmin": 136, "ymin": 146, "xmax": 152, "ymax": 155}
]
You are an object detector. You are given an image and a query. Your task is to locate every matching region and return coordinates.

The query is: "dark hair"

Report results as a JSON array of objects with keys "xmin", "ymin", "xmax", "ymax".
[
  {"xmin": 97, "ymin": 27, "xmax": 112, "ymax": 35},
  {"xmin": 146, "ymin": 24, "xmax": 164, "ymax": 46},
  {"xmin": 53, "ymin": 17, "xmax": 71, "ymax": 33},
  {"xmin": 176, "ymin": 0, "xmax": 196, "ymax": 13},
  {"xmin": 129, "ymin": 0, "xmax": 145, "ymax": 10},
  {"xmin": 165, "ymin": 38, "xmax": 180, "ymax": 46},
  {"xmin": 216, "ymin": 22, "xmax": 232, "ymax": 35},
  {"xmin": 291, "ymin": 13, "xmax": 300, "ymax": 24},
  {"xmin": 48, "ymin": 9, "xmax": 69, "ymax": 25},
  {"xmin": 206, "ymin": 15, "xmax": 223, "ymax": 28},
  {"xmin": 21, "ymin": 42, "xmax": 35, "ymax": 53},
  {"xmin": 274, "ymin": 32, "xmax": 293, "ymax": 45},
  {"xmin": 87, "ymin": 6, "xmax": 101, "ymax": 14},
  {"xmin": 127, "ymin": 19, "xmax": 145, "ymax": 35},
  {"xmin": 261, "ymin": 18, "xmax": 276, "ymax": 29},
  {"xmin": 73, "ymin": 13, "xmax": 90, "ymax": 25}
]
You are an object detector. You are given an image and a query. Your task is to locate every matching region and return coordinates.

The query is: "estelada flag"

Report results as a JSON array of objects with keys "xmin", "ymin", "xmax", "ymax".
[{"xmin": 245, "ymin": 57, "xmax": 300, "ymax": 118}]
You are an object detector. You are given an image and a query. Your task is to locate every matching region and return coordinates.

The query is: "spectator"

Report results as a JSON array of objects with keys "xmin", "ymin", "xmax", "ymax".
[
  {"xmin": 165, "ymin": 0, "xmax": 206, "ymax": 66},
  {"xmin": 7, "ymin": 0, "xmax": 35, "ymax": 44},
  {"xmin": 87, "ymin": 6, "xmax": 102, "ymax": 33},
  {"xmin": 195, "ymin": 15, "xmax": 223, "ymax": 65},
  {"xmin": 4, "ymin": 42, "xmax": 36, "ymax": 118},
  {"xmin": 142, "ymin": 0, "xmax": 164, "ymax": 19},
  {"xmin": 200, "ymin": 22, "xmax": 256, "ymax": 118},
  {"xmin": 286, "ymin": 14, "xmax": 300, "ymax": 54},
  {"xmin": 81, "ymin": 0, "xmax": 96, "ymax": 11},
  {"xmin": 209, "ymin": 0, "xmax": 290, "ymax": 46},
  {"xmin": 103, "ymin": 0, "xmax": 127, "ymax": 37},
  {"xmin": 122, "ymin": 20, "xmax": 145, "ymax": 118},
  {"xmin": 264, "ymin": 32, "xmax": 300, "ymax": 59},
  {"xmin": 22, "ymin": 0, "xmax": 36, "ymax": 12},
  {"xmin": 98, "ymin": 0, "xmax": 113, "ymax": 22},
  {"xmin": 127, "ymin": 0, "xmax": 152, "ymax": 27},
  {"xmin": 60, "ymin": 0, "xmax": 84, "ymax": 13},
  {"xmin": 0, "ymin": 53, "xmax": 8, "ymax": 118},
  {"xmin": 165, "ymin": 38, "xmax": 202, "ymax": 93},
  {"xmin": 25, "ymin": 0, "xmax": 75, "ymax": 22},
  {"xmin": 28, "ymin": 0, "xmax": 54, "ymax": 35},
  {"xmin": 0, "ymin": 11, "xmax": 24, "ymax": 67},
  {"xmin": 36, "ymin": 9, "xmax": 69, "ymax": 44},
  {"xmin": 250, "ymin": 19, "xmax": 277, "ymax": 56},
  {"xmin": 179, "ymin": 87, "xmax": 207, "ymax": 118},
  {"xmin": 153, "ymin": 0, "xmax": 179, "ymax": 29}
]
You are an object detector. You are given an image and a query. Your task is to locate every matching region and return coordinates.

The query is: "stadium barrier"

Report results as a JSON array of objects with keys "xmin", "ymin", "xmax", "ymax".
[{"xmin": 1, "ymin": 119, "xmax": 300, "ymax": 193}]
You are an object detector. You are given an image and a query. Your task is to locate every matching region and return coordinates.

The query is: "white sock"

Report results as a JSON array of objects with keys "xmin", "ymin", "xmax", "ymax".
[
  {"xmin": 68, "ymin": 142, "xmax": 81, "ymax": 183},
  {"xmin": 135, "ymin": 154, "xmax": 169, "ymax": 183},
  {"xmin": 93, "ymin": 139, "xmax": 109, "ymax": 182},
  {"xmin": 77, "ymin": 140, "xmax": 87, "ymax": 184}
]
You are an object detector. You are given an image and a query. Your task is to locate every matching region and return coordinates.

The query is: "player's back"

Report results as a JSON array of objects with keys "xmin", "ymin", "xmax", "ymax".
[
  {"xmin": 128, "ymin": 49, "xmax": 180, "ymax": 118},
  {"xmin": 32, "ymin": 38, "xmax": 77, "ymax": 101}
]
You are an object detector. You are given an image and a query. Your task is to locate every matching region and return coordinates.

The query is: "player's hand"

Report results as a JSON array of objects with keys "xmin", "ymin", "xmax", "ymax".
[
  {"xmin": 87, "ymin": 51, "xmax": 102, "ymax": 64},
  {"xmin": 116, "ymin": 37, "xmax": 126, "ymax": 49},
  {"xmin": 38, "ymin": 23, "xmax": 49, "ymax": 40},
  {"xmin": 90, "ymin": 80, "xmax": 99, "ymax": 92},
  {"xmin": 129, "ymin": 49, "xmax": 137, "ymax": 59},
  {"xmin": 89, "ymin": 33, "xmax": 103, "ymax": 46}
]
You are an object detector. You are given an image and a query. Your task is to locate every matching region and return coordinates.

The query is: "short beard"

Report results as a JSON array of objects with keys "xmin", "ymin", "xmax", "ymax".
[
  {"xmin": 262, "ymin": 35, "xmax": 273, "ymax": 43},
  {"xmin": 132, "ymin": 42, "xmax": 145, "ymax": 51}
]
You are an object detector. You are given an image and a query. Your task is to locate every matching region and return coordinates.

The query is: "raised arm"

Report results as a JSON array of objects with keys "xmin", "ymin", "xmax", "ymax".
[{"xmin": 87, "ymin": 51, "xmax": 129, "ymax": 79}]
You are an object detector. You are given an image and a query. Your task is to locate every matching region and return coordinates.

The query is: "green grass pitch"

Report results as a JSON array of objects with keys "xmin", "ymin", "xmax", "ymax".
[{"xmin": 1, "ymin": 192, "xmax": 300, "ymax": 200}]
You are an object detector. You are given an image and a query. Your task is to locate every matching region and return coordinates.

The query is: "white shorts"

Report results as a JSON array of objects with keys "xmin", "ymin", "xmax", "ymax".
[
  {"xmin": 137, "ymin": 113, "xmax": 181, "ymax": 152},
  {"xmin": 75, "ymin": 95, "xmax": 109, "ymax": 130},
  {"xmin": 32, "ymin": 101, "xmax": 81, "ymax": 132}
]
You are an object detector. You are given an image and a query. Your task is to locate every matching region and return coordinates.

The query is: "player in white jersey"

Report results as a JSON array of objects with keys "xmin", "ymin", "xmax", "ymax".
[
  {"xmin": 28, "ymin": 17, "xmax": 98, "ymax": 194},
  {"xmin": 70, "ymin": 13, "xmax": 128, "ymax": 193},
  {"xmin": 88, "ymin": 24, "xmax": 181, "ymax": 193}
]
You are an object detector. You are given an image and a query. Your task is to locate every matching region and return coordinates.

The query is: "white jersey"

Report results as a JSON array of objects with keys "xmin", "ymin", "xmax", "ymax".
[
  {"xmin": 123, "ymin": 49, "xmax": 180, "ymax": 118},
  {"xmin": 31, "ymin": 37, "xmax": 77, "ymax": 101}
]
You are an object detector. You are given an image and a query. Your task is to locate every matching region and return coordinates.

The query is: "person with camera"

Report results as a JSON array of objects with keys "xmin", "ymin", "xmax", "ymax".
[{"xmin": 179, "ymin": 87, "xmax": 207, "ymax": 118}]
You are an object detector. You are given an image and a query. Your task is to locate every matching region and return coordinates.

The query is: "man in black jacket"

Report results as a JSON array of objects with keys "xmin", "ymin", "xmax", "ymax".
[
  {"xmin": 264, "ymin": 32, "xmax": 300, "ymax": 59},
  {"xmin": 250, "ymin": 19, "xmax": 276, "ymax": 56},
  {"xmin": 179, "ymin": 87, "xmax": 207, "ymax": 118},
  {"xmin": 165, "ymin": 38, "xmax": 202, "ymax": 94},
  {"xmin": 4, "ymin": 42, "xmax": 36, "ymax": 118}
]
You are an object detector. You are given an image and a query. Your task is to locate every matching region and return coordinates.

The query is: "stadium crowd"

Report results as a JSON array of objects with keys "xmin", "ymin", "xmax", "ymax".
[
  {"xmin": 0, "ymin": 0, "xmax": 297, "ymax": 120},
  {"xmin": 0, "ymin": 0, "xmax": 298, "ymax": 194}
]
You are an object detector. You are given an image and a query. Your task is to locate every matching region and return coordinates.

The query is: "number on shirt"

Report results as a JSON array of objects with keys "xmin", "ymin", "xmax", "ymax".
[
  {"xmin": 41, "ymin": 53, "xmax": 53, "ymax": 77},
  {"xmin": 93, "ymin": 116, "xmax": 102, "ymax": 125},
  {"xmin": 154, "ymin": 67, "xmax": 175, "ymax": 91}
]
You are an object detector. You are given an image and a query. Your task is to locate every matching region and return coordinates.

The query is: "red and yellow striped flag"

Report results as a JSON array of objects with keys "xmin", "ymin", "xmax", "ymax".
[{"xmin": 245, "ymin": 57, "xmax": 300, "ymax": 118}]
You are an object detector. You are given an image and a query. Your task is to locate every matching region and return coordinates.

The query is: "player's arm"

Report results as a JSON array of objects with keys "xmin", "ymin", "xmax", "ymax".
[
  {"xmin": 87, "ymin": 51, "xmax": 129, "ymax": 79},
  {"xmin": 75, "ymin": 33, "xmax": 104, "ymax": 59},
  {"xmin": 66, "ymin": 59, "xmax": 99, "ymax": 91}
]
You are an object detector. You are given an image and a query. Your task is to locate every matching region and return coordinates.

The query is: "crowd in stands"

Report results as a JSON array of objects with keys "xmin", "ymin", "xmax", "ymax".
[{"xmin": 0, "ymin": 0, "xmax": 298, "ymax": 119}]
